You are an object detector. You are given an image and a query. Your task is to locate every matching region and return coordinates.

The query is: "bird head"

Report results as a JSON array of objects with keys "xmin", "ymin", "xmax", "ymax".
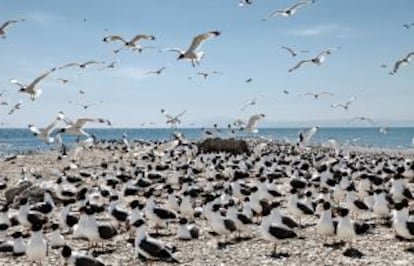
[{"xmin": 177, "ymin": 54, "xmax": 185, "ymax": 60}]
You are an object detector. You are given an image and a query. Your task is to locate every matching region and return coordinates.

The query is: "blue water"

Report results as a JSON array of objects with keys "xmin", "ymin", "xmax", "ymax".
[{"xmin": 0, "ymin": 127, "xmax": 413, "ymax": 156}]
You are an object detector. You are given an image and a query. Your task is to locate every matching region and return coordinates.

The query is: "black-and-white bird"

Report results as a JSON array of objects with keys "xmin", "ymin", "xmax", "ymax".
[
  {"xmin": 61, "ymin": 245, "xmax": 105, "ymax": 266},
  {"xmin": 350, "ymin": 116, "xmax": 375, "ymax": 126},
  {"xmin": 161, "ymin": 109, "xmax": 186, "ymax": 129},
  {"xmin": 0, "ymin": 231, "xmax": 26, "ymax": 256},
  {"xmin": 238, "ymin": 0, "xmax": 252, "ymax": 7},
  {"xmin": 176, "ymin": 217, "xmax": 199, "ymax": 240},
  {"xmin": 304, "ymin": 91, "xmax": 334, "ymax": 99},
  {"xmin": 0, "ymin": 18, "xmax": 25, "ymax": 39},
  {"xmin": 240, "ymin": 114, "xmax": 265, "ymax": 133},
  {"xmin": 281, "ymin": 46, "xmax": 308, "ymax": 57},
  {"xmin": 103, "ymin": 33, "xmax": 156, "ymax": 53},
  {"xmin": 28, "ymin": 114, "xmax": 63, "ymax": 144},
  {"xmin": 58, "ymin": 114, "xmax": 111, "ymax": 137},
  {"xmin": 167, "ymin": 30, "xmax": 221, "ymax": 67},
  {"xmin": 133, "ymin": 219, "xmax": 179, "ymax": 263},
  {"xmin": 10, "ymin": 68, "xmax": 56, "ymax": 100},
  {"xmin": 49, "ymin": 223, "xmax": 65, "ymax": 249},
  {"xmin": 389, "ymin": 51, "xmax": 414, "ymax": 75},
  {"xmin": 298, "ymin": 126, "xmax": 319, "ymax": 147},
  {"xmin": 289, "ymin": 49, "xmax": 334, "ymax": 72},
  {"xmin": 59, "ymin": 60, "xmax": 104, "ymax": 70},
  {"xmin": 7, "ymin": 101, "xmax": 22, "ymax": 115},
  {"xmin": 26, "ymin": 223, "xmax": 47, "ymax": 264}
]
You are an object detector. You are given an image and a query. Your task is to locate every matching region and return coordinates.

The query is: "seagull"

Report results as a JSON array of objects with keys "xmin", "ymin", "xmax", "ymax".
[
  {"xmin": 330, "ymin": 96, "xmax": 356, "ymax": 110},
  {"xmin": 245, "ymin": 78, "xmax": 253, "ymax": 83},
  {"xmin": 146, "ymin": 67, "xmax": 167, "ymax": 75},
  {"xmin": 238, "ymin": 0, "xmax": 253, "ymax": 7},
  {"xmin": 379, "ymin": 127, "xmax": 388, "ymax": 135},
  {"xmin": 0, "ymin": 231, "xmax": 26, "ymax": 256},
  {"xmin": 28, "ymin": 113, "xmax": 63, "ymax": 144},
  {"xmin": 68, "ymin": 100, "xmax": 102, "ymax": 110},
  {"xmin": 61, "ymin": 245, "xmax": 104, "ymax": 266},
  {"xmin": 161, "ymin": 109, "xmax": 186, "ymax": 128},
  {"xmin": 26, "ymin": 223, "xmax": 47, "ymax": 265},
  {"xmin": 283, "ymin": 89, "xmax": 290, "ymax": 95},
  {"xmin": 298, "ymin": 126, "xmax": 319, "ymax": 147},
  {"xmin": 103, "ymin": 34, "xmax": 156, "ymax": 53},
  {"xmin": 10, "ymin": 68, "xmax": 56, "ymax": 100},
  {"xmin": 389, "ymin": 51, "xmax": 414, "ymax": 75},
  {"xmin": 264, "ymin": 0, "xmax": 315, "ymax": 20},
  {"xmin": 166, "ymin": 30, "xmax": 221, "ymax": 67},
  {"xmin": 241, "ymin": 113, "xmax": 265, "ymax": 133},
  {"xmin": 304, "ymin": 91, "xmax": 334, "ymax": 99},
  {"xmin": 99, "ymin": 60, "xmax": 120, "ymax": 70},
  {"xmin": 289, "ymin": 49, "xmax": 334, "ymax": 72},
  {"xmin": 281, "ymin": 46, "xmax": 308, "ymax": 57},
  {"xmin": 0, "ymin": 18, "xmax": 25, "ymax": 39},
  {"xmin": 58, "ymin": 114, "xmax": 111, "ymax": 137},
  {"xmin": 59, "ymin": 61, "xmax": 104, "ymax": 70},
  {"xmin": 241, "ymin": 97, "xmax": 258, "ymax": 111},
  {"xmin": 55, "ymin": 78, "xmax": 70, "ymax": 85},
  {"xmin": 7, "ymin": 101, "xmax": 22, "ymax": 115},
  {"xmin": 191, "ymin": 71, "xmax": 222, "ymax": 80},
  {"xmin": 133, "ymin": 219, "xmax": 179, "ymax": 263},
  {"xmin": 350, "ymin": 116, "xmax": 375, "ymax": 126}
]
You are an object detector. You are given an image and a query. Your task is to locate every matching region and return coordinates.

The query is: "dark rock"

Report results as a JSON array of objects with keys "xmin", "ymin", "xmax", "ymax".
[{"xmin": 197, "ymin": 138, "xmax": 250, "ymax": 155}]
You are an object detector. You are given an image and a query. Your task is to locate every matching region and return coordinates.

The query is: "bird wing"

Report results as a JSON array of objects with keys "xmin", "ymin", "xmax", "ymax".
[
  {"xmin": 83, "ymin": 61, "xmax": 105, "ymax": 66},
  {"xmin": 103, "ymin": 35, "xmax": 127, "ymax": 44},
  {"xmin": 165, "ymin": 48, "xmax": 185, "ymax": 54},
  {"xmin": 281, "ymin": 46, "xmax": 296, "ymax": 56},
  {"xmin": 301, "ymin": 126, "xmax": 318, "ymax": 143},
  {"xmin": 175, "ymin": 110, "xmax": 187, "ymax": 118},
  {"xmin": 345, "ymin": 96, "xmax": 356, "ymax": 105},
  {"xmin": 188, "ymin": 31, "xmax": 221, "ymax": 52},
  {"xmin": 288, "ymin": 60, "xmax": 310, "ymax": 72},
  {"xmin": 59, "ymin": 63, "xmax": 80, "ymax": 69},
  {"xmin": 72, "ymin": 118, "xmax": 104, "ymax": 129},
  {"xmin": 0, "ymin": 19, "xmax": 22, "ymax": 31},
  {"xmin": 129, "ymin": 34, "xmax": 155, "ymax": 44},
  {"xmin": 29, "ymin": 69, "xmax": 55, "ymax": 87},
  {"xmin": 10, "ymin": 79, "xmax": 25, "ymax": 88},
  {"xmin": 288, "ymin": 1, "xmax": 312, "ymax": 11},
  {"xmin": 28, "ymin": 125, "xmax": 41, "ymax": 135},
  {"xmin": 44, "ymin": 116, "xmax": 62, "ymax": 133},
  {"xmin": 317, "ymin": 91, "xmax": 334, "ymax": 97},
  {"xmin": 405, "ymin": 51, "xmax": 414, "ymax": 61}
]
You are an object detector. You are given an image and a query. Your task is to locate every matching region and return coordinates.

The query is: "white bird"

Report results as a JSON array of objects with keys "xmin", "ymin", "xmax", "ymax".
[
  {"xmin": 28, "ymin": 113, "xmax": 63, "ymax": 144},
  {"xmin": 11, "ymin": 68, "xmax": 56, "ymax": 100},
  {"xmin": 0, "ymin": 18, "xmax": 25, "ymax": 39},
  {"xmin": 238, "ymin": 0, "xmax": 253, "ymax": 7},
  {"xmin": 379, "ymin": 127, "xmax": 388, "ymax": 135},
  {"xmin": 8, "ymin": 101, "xmax": 22, "ymax": 115},
  {"xmin": 330, "ymin": 96, "xmax": 356, "ymax": 110},
  {"xmin": 26, "ymin": 223, "xmax": 47, "ymax": 264},
  {"xmin": 190, "ymin": 71, "xmax": 222, "ymax": 80},
  {"xmin": 264, "ymin": 0, "xmax": 315, "ymax": 19},
  {"xmin": 304, "ymin": 91, "xmax": 334, "ymax": 99},
  {"xmin": 350, "ymin": 116, "xmax": 375, "ymax": 126},
  {"xmin": 61, "ymin": 245, "xmax": 104, "ymax": 266},
  {"xmin": 103, "ymin": 34, "xmax": 156, "ymax": 53},
  {"xmin": 281, "ymin": 46, "xmax": 308, "ymax": 57},
  {"xmin": 167, "ymin": 30, "xmax": 221, "ymax": 67},
  {"xmin": 161, "ymin": 109, "xmax": 186, "ymax": 128},
  {"xmin": 59, "ymin": 60, "xmax": 104, "ymax": 70},
  {"xmin": 390, "ymin": 51, "xmax": 414, "ymax": 75},
  {"xmin": 298, "ymin": 126, "xmax": 319, "ymax": 146},
  {"xmin": 241, "ymin": 113, "xmax": 265, "ymax": 133},
  {"xmin": 289, "ymin": 49, "xmax": 334, "ymax": 72},
  {"xmin": 58, "ymin": 114, "xmax": 111, "ymax": 137},
  {"xmin": 241, "ymin": 97, "xmax": 258, "ymax": 111}
]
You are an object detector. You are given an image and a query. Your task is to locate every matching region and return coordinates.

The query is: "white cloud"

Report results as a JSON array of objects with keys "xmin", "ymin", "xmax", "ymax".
[{"xmin": 286, "ymin": 24, "xmax": 351, "ymax": 37}]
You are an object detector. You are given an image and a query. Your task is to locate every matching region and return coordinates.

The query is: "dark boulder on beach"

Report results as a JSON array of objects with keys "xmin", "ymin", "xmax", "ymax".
[{"xmin": 197, "ymin": 138, "xmax": 250, "ymax": 155}]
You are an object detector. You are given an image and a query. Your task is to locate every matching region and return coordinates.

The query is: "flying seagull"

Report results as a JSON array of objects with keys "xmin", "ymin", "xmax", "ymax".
[
  {"xmin": 146, "ymin": 67, "xmax": 167, "ymax": 75},
  {"xmin": 161, "ymin": 109, "xmax": 186, "ymax": 128},
  {"xmin": 389, "ymin": 51, "xmax": 414, "ymax": 75},
  {"xmin": 298, "ymin": 126, "xmax": 319, "ymax": 147},
  {"xmin": 68, "ymin": 100, "xmax": 102, "ymax": 110},
  {"xmin": 241, "ymin": 97, "xmax": 259, "ymax": 111},
  {"xmin": 281, "ymin": 46, "xmax": 309, "ymax": 57},
  {"xmin": 99, "ymin": 60, "xmax": 120, "ymax": 70},
  {"xmin": 238, "ymin": 0, "xmax": 253, "ymax": 6},
  {"xmin": 351, "ymin": 116, "xmax": 375, "ymax": 126},
  {"xmin": 0, "ymin": 18, "xmax": 25, "ymax": 39},
  {"xmin": 10, "ymin": 68, "xmax": 56, "ymax": 100},
  {"xmin": 166, "ymin": 30, "xmax": 221, "ymax": 67},
  {"xmin": 58, "ymin": 113, "xmax": 111, "ymax": 137},
  {"xmin": 289, "ymin": 48, "xmax": 336, "ymax": 72},
  {"xmin": 8, "ymin": 101, "xmax": 22, "ymax": 115},
  {"xmin": 59, "ymin": 60, "xmax": 105, "ymax": 70},
  {"xmin": 330, "ymin": 96, "xmax": 356, "ymax": 110},
  {"xmin": 239, "ymin": 113, "xmax": 265, "ymax": 133},
  {"xmin": 103, "ymin": 34, "xmax": 156, "ymax": 53},
  {"xmin": 304, "ymin": 91, "xmax": 334, "ymax": 99},
  {"xmin": 264, "ymin": 0, "xmax": 315, "ymax": 20},
  {"xmin": 28, "ymin": 114, "xmax": 63, "ymax": 144}
]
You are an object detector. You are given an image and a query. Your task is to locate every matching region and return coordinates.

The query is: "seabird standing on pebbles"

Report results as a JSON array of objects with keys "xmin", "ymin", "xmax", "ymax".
[
  {"xmin": 26, "ymin": 223, "xmax": 48, "ymax": 265},
  {"xmin": 61, "ymin": 245, "xmax": 105, "ymax": 266},
  {"xmin": 176, "ymin": 217, "xmax": 199, "ymax": 240}
]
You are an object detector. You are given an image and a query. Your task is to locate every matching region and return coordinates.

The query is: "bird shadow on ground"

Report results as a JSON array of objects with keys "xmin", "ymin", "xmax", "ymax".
[
  {"xmin": 90, "ymin": 248, "xmax": 117, "ymax": 257},
  {"xmin": 343, "ymin": 247, "xmax": 364, "ymax": 258},
  {"xmin": 269, "ymin": 252, "xmax": 290, "ymax": 259},
  {"xmin": 148, "ymin": 232, "xmax": 175, "ymax": 238},
  {"xmin": 323, "ymin": 241, "xmax": 346, "ymax": 249},
  {"xmin": 217, "ymin": 236, "xmax": 253, "ymax": 249},
  {"xmin": 404, "ymin": 247, "xmax": 414, "ymax": 254}
]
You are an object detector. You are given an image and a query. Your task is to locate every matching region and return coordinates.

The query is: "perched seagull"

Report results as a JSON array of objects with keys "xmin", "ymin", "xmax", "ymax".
[
  {"xmin": 350, "ymin": 116, "xmax": 375, "ymax": 126},
  {"xmin": 167, "ymin": 30, "xmax": 221, "ymax": 67},
  {"xmin": 28, "ymin": 114, "xmax": 63, "ymax": 144},
  {"xmin": 7, "ymin": 101, "xmax": 22, "ymax": 115},
  {"xmin": 58, "ymin": 115, "xmax": 111, "ymax": 137},
  {"xmin": 161, "ymin": 109, "xmax": 186, "ymax": 128},
  {"xmin": 238, "ymin": 0, "xmax": 253, "ymax": 7},
  {"xmin": 146, "ymin": 67, "xmax": 167, "ymax": 75},
  {"xmin": 26, "ymin": 223, "xmax": 47, "ymax": 265},
  {"xmin": 389, "ymin": 51, "xmax": 414, "ymax": 75},
  {"xmin": 11, "ymin": 68, "xmax": 56, "ymax": 100},
  {"xmin": 264, "ymin": 0, "xmax": 315, "ymax": 20},
  {"xmin": 61, "ymin": 245, "xmax": 104, "ymax": 266},
  {"xmin": 304, "ymin": 91, "xmax": 334, "ymax": 99},
  {"xmin": 289, "ymin": 49, "xmax": 334, "ymax": 72},
  {"xmin": 59, "ymin": 60, "xmax": 104, "ymax": 70},
  {"xmin": 330, "ymin": 96, "xmax": 356, "ymax": 110},
  {"xmin": 281, "ymin": 46, "xmax": 308, "ymax": 57},
  {"xmin": 103, "ymin": 33, "xmax": 156, "ymax": 53},
  {"xmin": 241, "ymin": 113, "xmax": 265, "ymax": 133},
  {"xmin": 0, "ymin": 18, "xmax": 25, "ymax": 39}
]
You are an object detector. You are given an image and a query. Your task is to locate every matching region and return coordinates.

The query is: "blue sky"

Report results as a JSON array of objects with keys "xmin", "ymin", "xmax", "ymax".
[{"xmin": 0, "ymin": 0, "xmax": 413, "ymax": 128}]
